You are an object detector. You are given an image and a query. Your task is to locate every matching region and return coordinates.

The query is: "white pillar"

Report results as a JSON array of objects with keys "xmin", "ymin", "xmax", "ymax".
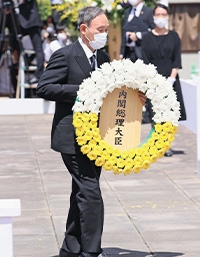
[
  {"xmin": 197, "ymin": 51, "xmax": 200, "ymax": 178},
  {"xmin": 0, "ymin": 199, "xmax": 21, "ymax": 257}
]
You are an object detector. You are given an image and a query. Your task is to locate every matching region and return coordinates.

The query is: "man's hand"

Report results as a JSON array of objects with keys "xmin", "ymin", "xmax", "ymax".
[
  {"xmin": 127, "ymin": 32, "xmax": 138, "ymax": 42},
  {"xmin": 138, "ymin": 91, "xmax": 146, "ymax": 106}
]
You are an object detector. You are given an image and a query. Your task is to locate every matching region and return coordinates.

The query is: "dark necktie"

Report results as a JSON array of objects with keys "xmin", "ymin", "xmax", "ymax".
[
  {"xmin": 128, "ymin": 7, "xmax": 136, "ymax": 22},
  {"xmin": 90, "ymin": 54, "xmax": 96, "ymax": 71}
]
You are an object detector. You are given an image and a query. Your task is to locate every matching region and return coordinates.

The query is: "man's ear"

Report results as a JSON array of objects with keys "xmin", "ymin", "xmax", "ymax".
[{"xmin": 80, "ymin": 24, "xmax": 87, "ymax": 35}]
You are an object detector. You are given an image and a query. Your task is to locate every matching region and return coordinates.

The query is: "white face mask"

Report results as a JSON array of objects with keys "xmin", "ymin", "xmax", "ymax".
[
  {"xmin": 86, "ymin": 27, "xmax": 107, "ymax": 50},
  {"xmin": 57, "ymin": 33, "xmax": 67, "ymax": 43},
  {"xmin": 128, "ymin": 0, "xmax": 138, "ymax": 6},
  {"xmin": 154, "ymin": 17, "xmax": 168, "ymax": 28}
]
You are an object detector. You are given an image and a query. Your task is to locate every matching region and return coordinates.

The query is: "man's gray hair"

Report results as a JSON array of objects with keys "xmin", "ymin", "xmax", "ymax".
[{"xmin": 77, "ymin": 6, "xmax": 105, "ymax": 31}]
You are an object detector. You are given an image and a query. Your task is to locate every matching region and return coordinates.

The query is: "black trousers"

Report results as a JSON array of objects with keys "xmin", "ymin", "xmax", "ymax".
[
  {"xmin": 59, "ymin": 153, "xmax": 104, "ymax": 257},
  {"xmin": 21, "ymin": 26, "xmax": 44, "ymax": 79}
]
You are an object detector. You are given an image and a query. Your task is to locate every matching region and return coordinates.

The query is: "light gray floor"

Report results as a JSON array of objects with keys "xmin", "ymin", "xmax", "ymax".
[{"xmin": 0, "ymin": 114, "xmax": 199, "ymax": 257}]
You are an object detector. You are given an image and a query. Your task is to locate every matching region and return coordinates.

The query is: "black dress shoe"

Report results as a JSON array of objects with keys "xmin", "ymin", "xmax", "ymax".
[
  {"xmin": 29, "ymin": 76, "xmax": 39, "ymax": 84},
  {"xmin": 164, "ymin": 149, "xmax": 173, "ymax": 157}
]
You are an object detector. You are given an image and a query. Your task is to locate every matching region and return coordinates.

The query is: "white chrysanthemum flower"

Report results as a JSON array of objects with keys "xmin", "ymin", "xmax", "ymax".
[
  {"xmin": 107, "ymin": 83, "xmax": 118, "ymax": 93},
  {"xmin": 138, "ymin": 82, "xmax": 147, "ymax": 93},
  {"xmin": 100, "ymin": 62, "xmax": 113, "ymax": 75},
  {"xmin": 152, "ymin": 113, "xmax": 163, "ymax": 123},
  {"xmin": 125, "ymin": 80, "xmax": 138, "ymax": 90},
  {"xmin": 95, "ymin": 78, "xmax": 108, "ymax": 90},
  {"xmin": 152, "ymin": 104, "xmax": 163, "ymax": 114},
  {"xmin": 91, "ymin": 70, "xmax": 105, "ymax": 82},
  {"xmin": 72, "ymin": 101, "xmax": 84, "ymax": 112},
  {"xmin": 146, "ymin": 88, "xmax": 156, "ymax": 99},
  {"xmin": 111, "ymin": 59, "xmax": 125, "ymax": 72},
  {"xmin": 100, "ymin": 88, "xmax": 109, "ymax": 99},
  {"xmin": 90, "ymin": 99, "xmax": 103, "ymax": 114},
  {"xmin": 101, "ymin": 0, "xmax": 114, "ymax": 12}
]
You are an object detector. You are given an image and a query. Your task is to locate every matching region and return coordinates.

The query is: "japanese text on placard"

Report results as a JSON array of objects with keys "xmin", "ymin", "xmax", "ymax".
[{"xmin": 115, "ymin": 90, "xmax": 127, "ymax": 145}]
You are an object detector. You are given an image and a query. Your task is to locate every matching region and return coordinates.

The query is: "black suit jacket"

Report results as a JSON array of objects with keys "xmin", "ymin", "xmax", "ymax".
[
  {"xmin": 120, "ymin": 5, "xmax": 155, "ymax": 59},
  {"xmin": 37, "ymin": 40, "xmax": 110, "ymax": 154},
  {"xmin": 18, "ymin": 0, "xmax": 43, "ymax": 29}
]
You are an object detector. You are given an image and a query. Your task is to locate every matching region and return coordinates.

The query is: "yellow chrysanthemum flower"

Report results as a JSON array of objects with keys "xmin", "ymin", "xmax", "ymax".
[
  {"xmin": 95, "ymin": 157, "xmax": 105, "ymax": 167},
  {"xmin": 73, "ymin": 112, "xmax": 82, "ymax": 118},
  {"xmin": 99, "ymin": 140, "xmax": 107, "ymax": 149},
  {"xmin": 151, "ymin": 132, "xmax": 160, "ymax": 140},
  {"xmin": 168, "ymin": 134, "xmax": 175, "ymax": 142},
  {"xmin": 159, "ymin": 131, "xmax": 169, "ymax": 141},
  {"xmin": 112, "ymin": 148, "xmax": 121, "ymax": 157},
  {"xmin": 171, "ymin": 126, "xmax": 178, "ymax": 134},
  {"xmin": 81, "ymin": 145, "xmax": 91, "ymax": 154},
  {"xmin": 133, "ymin": 165, "xmax": 142, "ymax": 174},
  {"xmin": 84, "ymin": 130, "xmax": 93, "ymax": 140},
  {"xmin": 76, "ymin": 136, "xmax": 88, "ymax": 146},
  {"xmin": 89, "ymin": 113, "xmax": 98, "ymax": 122},
  {"xmin": 135, "ymin": 148, "xmax": 143, "ymax": 156},
  {"xmin": 155, "ymin": 140, "xmax": 165, "ymax": 149},
  {"xmin": 106, "ymin": 144, "xmax": 114, "ymax": 154},
  {"xmin": 125, "ymin": 157, "xmax": 134, "ymax": 166},
  {"xmin": 75, "ymin": 127, "xmax": 85, "ymax": 137},
  {"xmin": 123, "ymin": 164, "xmax": 133, "ymax": 175},
  {"xmin": 81, "ymin": 112, "xmax": 90, "ymax": 122},
  {"xmin": 73, "ymin": 118, "xmax": 83, "ymax": 128},
  {"xmin": 109, "ymin": 155, "xmax": 117, "ymax": 163},
  {"xmin": 154, "ymin": 123, "xmax": 163, "ymax": 133},
  {"xmin": 92, "ymin": 133, "xmax": 101, "ymax": 143},
  {"xmin": 101, "ymin": 151, "xmax": 111, "ymax": 161},
  {"xmin": 157, "ymin": 149, "xmax": 165, "ymax": 158},
  {"xmin": 163, "ymin": 122, "xmax": 173, "ymax": 132},
  {"xmin": 103, "ymin": 161, "xmax": 113, "ymax": 170},
  {"xmin": 142, "ymin": 160, "xmax": 150, "ymax": 170},
  {"xmin": 146, "ymin": 138, "xmax": 155, "ymax": 147},
  {"xmin": 93, "ymin": 145, "xmax": 103, "ymax": 156},
  {"xmin": 121, "ymin": 150, "xmax": 129, "ymax": 160},
  {"xmin": 117, "ymin": 159, "xmax": 125, "ymax": 169},
  {"xmin": 163, "ymin": 141, "xmax": 170, "ymax": 150},
  {"xmin": 128, "ymin": 149, "xmax": 136, "ymax": 158},
  {"xmin": 113, "ymin": 165, "xmax": 121, "ymax": 175},
  {"xmin": 87, "ymin": 151, "xmax": 97, "ymax": 161},
  {"xmin": 88, "ymin": 121, "xmax": 98, "ymax": 129},
  {"xmin": 150, "ymin": 155, "xmax": 158, "ymax": 163},
  {"xmin": 149, "ymin": 145, "xmax": 159, "ymax": 155},
  {"xmin": 141, "ymin": 152, "xmax": 150, "ymax": 161},
  {"xmin": 133, "ymin": 156, "xmax": 143, "ymax": 165},
  {"xmin": 88, "ymin": 139, "xmax": 97, "ymax": 149}
]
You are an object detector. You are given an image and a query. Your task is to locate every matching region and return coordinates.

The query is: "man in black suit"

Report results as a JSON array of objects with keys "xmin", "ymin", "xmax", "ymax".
[
  {"xmin": 18, "ymin": 0, "xmax": 44, "ymax": 84},
  {"xmin": 120, "ymin": 0, "xmax": 155, "ymax": 62},
  {"xmin": 37, "ymin": 6, "xmax": 110, "ymax": 257},
  {"xmin": 37, "ymin": 5, "xmax": 146, "ymax": 257}
]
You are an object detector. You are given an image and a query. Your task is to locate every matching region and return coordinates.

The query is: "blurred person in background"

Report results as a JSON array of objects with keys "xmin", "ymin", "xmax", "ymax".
[
  {"xmin": 120, "ymin": 0, "xmax": 155, "ymax": 62},
  {"xmin": 142, "ymin": 2, "xmax": 186, "ymax": 157},
  {"xmin": 18, "ymin": 0, "xmax": 44, "ymax": 84}
]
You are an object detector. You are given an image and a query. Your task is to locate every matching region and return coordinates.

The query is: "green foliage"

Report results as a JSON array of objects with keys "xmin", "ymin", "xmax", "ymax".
[
  {"xmin": 145, "ymin": 0, "xmax": 157, "ymax": 8},
  {"xmin": 37, "ymin": 0, "xmax": 52, "ymax": 21}
]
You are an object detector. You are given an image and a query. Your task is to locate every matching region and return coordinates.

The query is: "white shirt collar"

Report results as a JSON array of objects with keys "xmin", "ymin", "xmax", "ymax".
[
  {"xmin": 78, "ymin": 37, "xmax": 96, "ymax": 59},
  {"xmin": 135, "ymin": 2, "xmax": 144, "ymax": 17}
]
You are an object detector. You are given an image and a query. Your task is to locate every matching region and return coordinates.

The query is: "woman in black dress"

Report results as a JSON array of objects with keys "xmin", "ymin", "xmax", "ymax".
[{"xmin": 142, "ymin": 3, "xmax": 186, "ymax": 157}]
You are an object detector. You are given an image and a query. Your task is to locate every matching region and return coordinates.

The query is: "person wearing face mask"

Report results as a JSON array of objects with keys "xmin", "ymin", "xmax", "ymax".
[
  {"xmin": 36, "ymin": 6, "xmax": 109, "ymax": 257},
  {"xmin": 37, "ymin": 5, "xmax": 147, "ymax": 256},
  {"xmin": 142, "ymin": 3, "xmax": 186, "ymax": 157},
  {"xmin": 120, "ymin": 0, "xmax": 155, "ymax": 62}
]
